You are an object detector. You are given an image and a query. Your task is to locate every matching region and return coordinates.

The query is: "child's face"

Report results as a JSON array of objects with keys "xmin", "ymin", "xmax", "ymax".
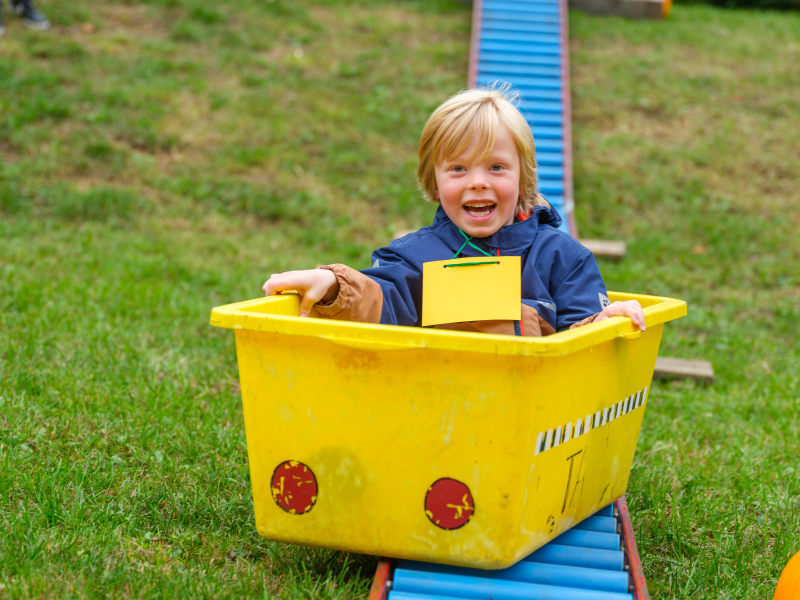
[{"xmin": 434, "ymin": 124, "xmax": 522, "ymax": 238}]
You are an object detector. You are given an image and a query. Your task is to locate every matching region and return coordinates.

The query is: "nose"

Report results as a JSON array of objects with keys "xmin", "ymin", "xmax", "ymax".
[{"xmin": 467, "ymin": 171, "xmax": 488, "ymax": 190}]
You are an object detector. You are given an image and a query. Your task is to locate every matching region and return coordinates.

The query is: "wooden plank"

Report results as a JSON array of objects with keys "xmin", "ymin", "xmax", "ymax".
[
  {"xmin": 654, "ymin": 356, "xmax": 714, "ymax": 384},
  {"xmin": 580, "ymin": 239, "xmax": 627, "ymax": 259}
]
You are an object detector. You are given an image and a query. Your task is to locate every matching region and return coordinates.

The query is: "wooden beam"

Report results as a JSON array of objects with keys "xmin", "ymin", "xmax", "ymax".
[
  {"xmin": 653, "ymin": 356, "xmax": 714, "ymax": 384},
  {"xmin": 580, "ymin": 239, "xmax": 627, "ymax": 259}
]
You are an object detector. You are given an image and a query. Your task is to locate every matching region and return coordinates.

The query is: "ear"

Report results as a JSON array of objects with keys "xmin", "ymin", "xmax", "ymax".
[{"xmin": 434, "ymin": 188, "xmax": 440, "ymax": 200}]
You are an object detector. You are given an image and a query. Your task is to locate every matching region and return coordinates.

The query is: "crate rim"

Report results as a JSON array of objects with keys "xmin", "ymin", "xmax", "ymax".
[{"xmin": 209, "ymin": 291, "xmax": 686, "ymax": 358}]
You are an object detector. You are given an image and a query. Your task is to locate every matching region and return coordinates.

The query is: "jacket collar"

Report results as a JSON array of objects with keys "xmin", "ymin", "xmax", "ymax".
[{"xmin": 430, "ymin": 204, "xmax": 563, "ymax": 255}]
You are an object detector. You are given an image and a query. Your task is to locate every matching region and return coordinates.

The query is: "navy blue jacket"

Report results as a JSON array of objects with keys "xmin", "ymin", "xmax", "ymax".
[{"xmin": 324, "ymin": 205, "xmax": 607, "ymax": 334}]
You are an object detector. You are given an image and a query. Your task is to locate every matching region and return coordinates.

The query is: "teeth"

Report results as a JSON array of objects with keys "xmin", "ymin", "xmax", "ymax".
[{"xmin": 465, "ymin": 202, "xmax": 494, "ymax": 217}]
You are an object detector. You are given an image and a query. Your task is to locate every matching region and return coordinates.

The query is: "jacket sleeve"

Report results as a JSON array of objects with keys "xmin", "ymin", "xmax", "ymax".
[
  {"xmin": 315, "ymin": 264, "xmax": 384, "ymax": 323},
  {"xmin": 552, "ymin": 249, "xmax": 607, "ymax": 332},
  {"xmin": 316, "ymin": 240, "xmax": 422, "ymax": 327}
]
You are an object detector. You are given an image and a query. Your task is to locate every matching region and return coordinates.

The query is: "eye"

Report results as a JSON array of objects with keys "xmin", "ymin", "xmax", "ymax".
[
  {"xmin": 451, "ymin": 166, "xmax": 465, "ymax": 172},
  {"xmin": 490, "ymin": 164, "xmax": 504, "ymax": 171}
]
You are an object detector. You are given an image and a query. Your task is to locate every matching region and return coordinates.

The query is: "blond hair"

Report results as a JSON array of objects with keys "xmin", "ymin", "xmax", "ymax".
[{"xmin": 416, "ymin": 85, "xmax": 548, "ymax": 214}]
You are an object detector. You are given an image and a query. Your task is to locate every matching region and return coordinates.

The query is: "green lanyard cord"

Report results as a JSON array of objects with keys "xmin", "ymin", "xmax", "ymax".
[
  {"xmin": 444, "ymin": 260, "xmax": 500, "ymax": 268},
  {"xmin": 452, "ymin": 229, "xmax": 494, "ymax": 259}
]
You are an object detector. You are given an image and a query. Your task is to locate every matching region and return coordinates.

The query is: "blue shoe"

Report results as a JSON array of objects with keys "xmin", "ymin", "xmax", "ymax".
[{"xmin": 12, "ymin": 0, "xmax": 49, "ymax": 30}]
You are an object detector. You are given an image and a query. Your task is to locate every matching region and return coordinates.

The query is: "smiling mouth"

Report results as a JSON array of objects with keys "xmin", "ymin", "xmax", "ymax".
[{"xmin": 463, "ymin": 202, "xmax": 496, "ymax": 218}]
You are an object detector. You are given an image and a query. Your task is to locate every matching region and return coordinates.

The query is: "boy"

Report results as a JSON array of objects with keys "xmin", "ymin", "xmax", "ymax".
[{"xmin": 264, "ymin": 87, "xmax": 644, "ymax": 336}]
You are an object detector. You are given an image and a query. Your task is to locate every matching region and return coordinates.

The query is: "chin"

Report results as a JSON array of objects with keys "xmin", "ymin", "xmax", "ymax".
[{"xmin": 462, "ymin": 223, "xmax": 501, "ymax": 238}]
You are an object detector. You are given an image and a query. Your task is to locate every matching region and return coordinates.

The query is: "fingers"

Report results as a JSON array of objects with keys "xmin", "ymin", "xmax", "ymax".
[
  {"xmin": 299, "ymin": 271, "xmax": 338, "ymax": 317},
  {"xmin": 594, "ymin": 300, "xmax": 646, "ymax": 331},
  {"xmin": 262, "ymin": 275, "xmax": 277, "ymax": 295},
  {"xmin": 614, "ymin": 300, "xmax": 645, "ymax": 331},
  {"xmin": 298, "ymin": 297, "xmax": 317, "ymax": 319},
  {"xmin": 263, "ymin": 271, "xmax": 303, "ymax": 297},
  {"xmin": 263, "ymin": 273, "xmax": 283, "ymax": 296},
  {"xmin": 262, "ymin": 272, "xmax": 318, "ymax": 317},
  {"xmin": 262, "ymin": 269, "xmax": 338, "ymax": 318},
  {"xmin": 631, "ymin": 306, "xmax": 646, "ymax": 331}
]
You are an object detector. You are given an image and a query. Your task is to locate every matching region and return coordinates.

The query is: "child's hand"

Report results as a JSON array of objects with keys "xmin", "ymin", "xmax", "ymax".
[
  {"xmin": 263, "ymin": 269, "xmax": 340, "ymax": 318},
  {"xmin": 592, "ymin": 300, "xmax": 646, "ymax": 331}
]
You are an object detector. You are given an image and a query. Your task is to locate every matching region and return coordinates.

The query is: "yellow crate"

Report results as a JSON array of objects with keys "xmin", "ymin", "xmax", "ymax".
[{"xmin": 210, "ymin": 292, "xmax": 685, "ymax": 569}]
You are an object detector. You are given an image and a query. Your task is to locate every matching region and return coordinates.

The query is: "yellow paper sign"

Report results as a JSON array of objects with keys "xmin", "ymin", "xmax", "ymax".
[{"xmin": 421, "ymin": 256, "xmax": 521, "ymax": 327}]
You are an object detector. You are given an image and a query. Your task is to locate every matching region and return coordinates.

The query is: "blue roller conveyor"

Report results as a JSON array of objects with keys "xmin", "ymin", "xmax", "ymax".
[
  {"xmin": 391, "ymin": 569, "xmax": 632, "ymax": 600},
  {"xmin": 574, "ymin": 515, "xmax": 620, "ymax": 534},
  {"xmin": 384, "ymin": 507, "xmax": 634, "ymax": 600},
  {"xmin": 398, "ymin": 559, "xmax": 630, "ymax": 593},
  {"xmin": 388, "ymin": 594, "xmax": 461, "ymax": 600},
  {"xmin": 482, "ymin": 20, "xmax": 561, "ymax": 34},
  {"xmin": 550, "ymin": 528, "xmax": 622, "ymax": 550},
  {"xmin": 523, "ymin": 544, "xmax": 625, "ymax": 571},
  {"xmin": 480, "ymin": 52, "xmax": 562, "ymax": 65},
  {"xmin": 535, "ymin": 152, "xmax": 564, "ymax": 165},
  {"xmin": 530, "ymin": 139, "xmax": 563, "ymax": 152},
  {"xmin": 473, "ymin": 0, "xmax": 577, "ymax": 230}
]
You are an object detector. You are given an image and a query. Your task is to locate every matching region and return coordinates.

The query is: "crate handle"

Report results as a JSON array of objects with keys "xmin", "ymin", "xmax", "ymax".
[
  {"xmin": 318, "ymin": 334, "xmax": 423, "ymax": 351},
  {"xmin": 619, "ymin": 330, "xmax": 643, "ymax": 341}
]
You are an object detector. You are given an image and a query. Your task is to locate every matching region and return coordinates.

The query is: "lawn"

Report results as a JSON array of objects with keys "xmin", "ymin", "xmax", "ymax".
[{"xmin": 1, "ymin": 0, "xmax": 798, "ymax": 598}]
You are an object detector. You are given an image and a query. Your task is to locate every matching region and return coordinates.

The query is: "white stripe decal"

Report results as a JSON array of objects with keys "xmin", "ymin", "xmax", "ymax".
[
  {"xmin": 534, "ymin": 431, "xmax": 544, "ymax": 456},
  {"xmin": 533, "ymin": 387, "xmax": 652, "ymax": 457}
]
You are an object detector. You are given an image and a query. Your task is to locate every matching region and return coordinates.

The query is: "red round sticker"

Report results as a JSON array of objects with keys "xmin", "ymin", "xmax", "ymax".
[
  {"xmin": 425, "ymin": 478, "xmax": 475, "ymax": 530},
  {"xmin": 271, "ymin": 460, "xmax": 318, "ymax": 515}
]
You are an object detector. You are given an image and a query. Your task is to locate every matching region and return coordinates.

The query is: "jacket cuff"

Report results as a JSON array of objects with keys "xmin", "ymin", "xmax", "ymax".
[
  {"xmin": 315, "ymin": 264, "xmax": 383, "ymax": 323},
  {"xmin": 315, "ymin": 265, "xmax": 347, "ymax": 317},
  {"xmin": 569, "ymin": 312, "xmax": 601, "ymax": 330}
]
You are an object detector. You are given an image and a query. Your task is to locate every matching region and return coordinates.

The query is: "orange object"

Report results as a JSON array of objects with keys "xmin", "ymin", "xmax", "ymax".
[{"xmin": 775, "ymin": 551, "xmax": 800, "ymax": 600}]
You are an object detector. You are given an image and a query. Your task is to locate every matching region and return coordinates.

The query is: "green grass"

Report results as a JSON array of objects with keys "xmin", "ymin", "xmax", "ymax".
[
  {"xmin": 570, "ymin": 7, "xmax": 800, "ymax": 597},
  {"xmin": 1, "ymin": 0, "xmax": 798, "ymax": 597}
]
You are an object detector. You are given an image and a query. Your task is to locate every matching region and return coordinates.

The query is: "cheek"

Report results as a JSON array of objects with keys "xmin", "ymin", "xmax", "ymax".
[
  {"xmin": 504, "ymin": 175, "xmax": 522, "ymax": 199},
  {"xmin": 499, "ymin": 178, "xmax": 519, "ymax": 199},
  {"xmin": 436, "ymin": 179, "xmax": 459, "ymax": 203}
]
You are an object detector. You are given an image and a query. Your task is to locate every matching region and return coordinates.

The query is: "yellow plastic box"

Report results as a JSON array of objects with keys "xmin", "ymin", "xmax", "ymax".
[{"xmin": 210, "ymin": 292, "xmax": 685, "ymax": 569}]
